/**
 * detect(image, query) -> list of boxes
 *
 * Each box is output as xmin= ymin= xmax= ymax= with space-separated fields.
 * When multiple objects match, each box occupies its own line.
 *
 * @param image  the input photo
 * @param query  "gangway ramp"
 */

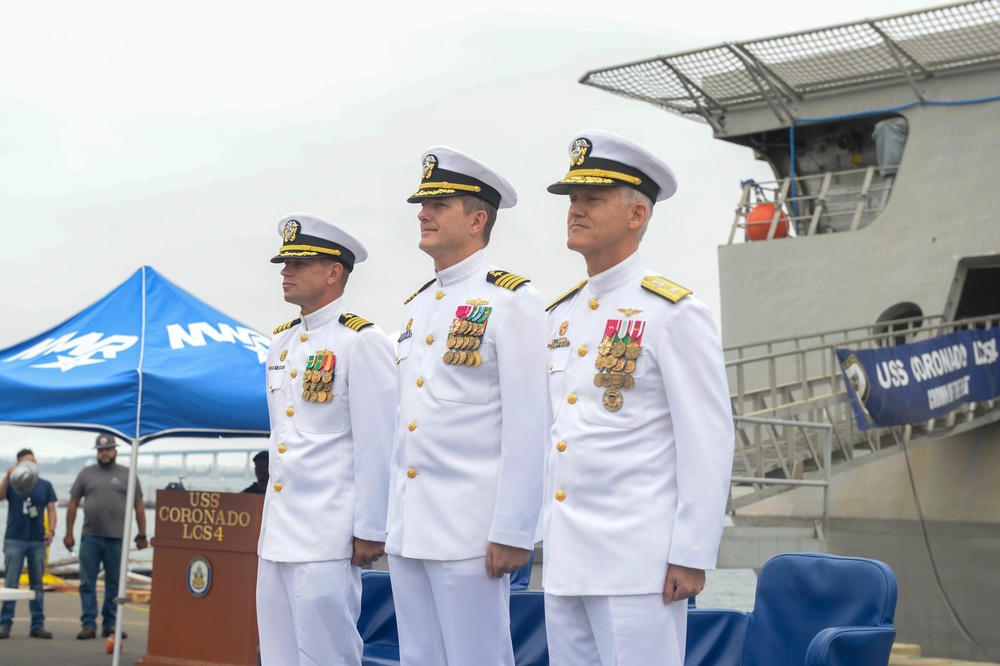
xmin=718 ymin=313 xmax=1000 ymax=567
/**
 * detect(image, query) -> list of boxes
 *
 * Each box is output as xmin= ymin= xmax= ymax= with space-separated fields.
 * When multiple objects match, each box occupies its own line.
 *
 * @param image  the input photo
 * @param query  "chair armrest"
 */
xmin=686 ymin=608 xmax=750 ymax=666
xmin=805 ymin=626 xmax=896 ymax=666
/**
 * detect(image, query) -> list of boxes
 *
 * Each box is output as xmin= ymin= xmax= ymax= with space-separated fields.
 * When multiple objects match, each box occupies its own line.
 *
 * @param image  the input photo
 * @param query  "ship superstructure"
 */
xmin=581 ymin=1 xmax=1000 ymax=659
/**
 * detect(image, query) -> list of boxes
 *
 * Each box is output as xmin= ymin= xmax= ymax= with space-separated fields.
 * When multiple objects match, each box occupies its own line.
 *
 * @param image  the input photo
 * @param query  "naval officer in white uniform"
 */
xmin=257 ymin=213 xmax=397 ymax=665
xmin=541 ymin=130 xmax=734 ymax=666
xmin=386 ymin=147 xmax=547 ymax=666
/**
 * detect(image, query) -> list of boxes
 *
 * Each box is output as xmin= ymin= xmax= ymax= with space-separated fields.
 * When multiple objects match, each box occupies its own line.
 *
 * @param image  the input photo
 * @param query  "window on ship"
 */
xmin=735 ymin=114 xmax=908 ymax=238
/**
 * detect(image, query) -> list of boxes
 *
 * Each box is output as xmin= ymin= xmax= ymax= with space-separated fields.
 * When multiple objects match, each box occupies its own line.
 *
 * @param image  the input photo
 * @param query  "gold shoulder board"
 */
xmin=641 ymin=276 xmax=692 ymax=303
xmin=403 ymin=278 xmax=437 ymax=305
xmin=487 ymin=270 xmax=531 ymax=291
xmin=273 ymin=318 xmax=301 ymax=334
xmin=339 ymin=313 xmax=374 ymax=331
xmin=546 ymin=280 xmax=588 ymax=312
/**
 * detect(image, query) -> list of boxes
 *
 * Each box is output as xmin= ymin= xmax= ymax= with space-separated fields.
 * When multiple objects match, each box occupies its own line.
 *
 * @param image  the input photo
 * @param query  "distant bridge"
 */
xmin=62 ymin=448 xmax=268 ymax=479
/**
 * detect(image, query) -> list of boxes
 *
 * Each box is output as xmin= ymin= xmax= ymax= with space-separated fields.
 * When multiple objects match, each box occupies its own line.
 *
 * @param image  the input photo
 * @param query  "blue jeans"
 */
xmin=1 ymin=538 xmax=47 ymax=630
xmin=78 ymin=535 xmax=122 ymax=631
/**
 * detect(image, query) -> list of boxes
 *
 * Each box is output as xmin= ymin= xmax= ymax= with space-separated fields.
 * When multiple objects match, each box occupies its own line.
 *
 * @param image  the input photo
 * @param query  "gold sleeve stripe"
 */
xmin=545 ymin=280 xmax=588 ymax=312
xmin=487 ymin=271 xmax=531 ymax=291
xmin=641 ymin=276 xmax=692 ymax=303
xmin=560 ymin=168 xmax=641 ymax=186
xmin=418 ymin=181 xmax=482 ymax=194
xmin=277 ymin=245 xmax=342 ymax=256
xmin=339 ymin=313 xmax=374 ymax=331
xmin=404 ymin=278 xmax=437 ymax=304
xmin=273 ymin=318 xmax=301 ymax=334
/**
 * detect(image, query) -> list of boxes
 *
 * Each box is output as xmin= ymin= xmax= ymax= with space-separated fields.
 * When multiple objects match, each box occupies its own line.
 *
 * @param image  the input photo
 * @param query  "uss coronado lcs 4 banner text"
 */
xmin=837 ymin=327 xmax=1000 ymax=430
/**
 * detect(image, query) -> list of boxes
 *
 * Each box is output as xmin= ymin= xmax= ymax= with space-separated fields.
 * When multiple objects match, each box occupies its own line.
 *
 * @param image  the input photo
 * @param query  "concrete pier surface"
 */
xmin=0 ymin=586 xmax=149 ymax=665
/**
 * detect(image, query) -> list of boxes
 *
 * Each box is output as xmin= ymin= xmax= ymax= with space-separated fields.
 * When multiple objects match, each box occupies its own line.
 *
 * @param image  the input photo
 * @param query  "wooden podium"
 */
xmin=139 ymin=489 xmax=264 ymax=666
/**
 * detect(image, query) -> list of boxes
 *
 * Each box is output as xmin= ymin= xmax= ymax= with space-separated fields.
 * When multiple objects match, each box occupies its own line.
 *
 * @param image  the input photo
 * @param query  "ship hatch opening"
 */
xmin=875 ymin=303 xmax=923 ymax=347
xmin=954 ymin=266 xmax=1000 ymax=321
xmin=730 ymin=114 xmax=907 ymax=241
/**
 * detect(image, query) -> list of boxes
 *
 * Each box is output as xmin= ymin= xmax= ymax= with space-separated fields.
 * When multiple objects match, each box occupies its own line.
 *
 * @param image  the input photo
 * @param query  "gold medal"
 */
xmin=594 ymin=374 xmax=604 ymax=387
xmin=624 ymin=359 xmax=636 ymax=374
xmin=609 ymin=372 xmax=625 ymax=388
xmin=623 ymin=375 xmax=635 ymax=390
xmin=322 ymin=372 xmax=333 ymax=383
xmin=464 ymin=352 xmax=476 ymax=366
xmin=444 ymin=351 xmax=455 ymax=364
xmin=447 ymin=336 xmax=457 ymax=348
xmin=309 ymin=392 xmax=319 ymax=402
xmin=602 ymin=388 xmax=623 ymax=412
xmin=457 ymin=351 xmax=468 ymax=364
xmin=316 ymin=390 xmax=327 ymax=402
xmin=302 ymin=390 xmax=311 ymax=400
xmin=625 ymin=343 xmax=641 ymax=360
xmin=614 ymin=357 xmax=626 ymax=372
xmin=611 ymin=342 xmax=626 ymax=358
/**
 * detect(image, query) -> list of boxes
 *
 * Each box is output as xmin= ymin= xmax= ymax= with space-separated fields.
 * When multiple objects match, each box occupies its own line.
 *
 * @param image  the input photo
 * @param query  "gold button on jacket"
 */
xmin=277 ymin=444 xmax=287 ymax=454
xmin=555 ymin=490 xmax=566 ymax=502
xmin=556 ymin=441 xmax=567 ymax=452
xmin=567 ymin=394 xmax=577 ymax=404
xmin=273 ymin=482 xmax=283 ymax=492
xmin=408 ymin=422 xmax=417 ymax=431
xmin=407 ymin=468 xmax=417 ymax=479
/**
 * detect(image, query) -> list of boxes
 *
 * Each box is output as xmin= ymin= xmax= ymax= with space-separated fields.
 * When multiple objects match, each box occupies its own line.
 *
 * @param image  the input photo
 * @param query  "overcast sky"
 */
xmin=0 ymin=0 xmax=936 ymax=459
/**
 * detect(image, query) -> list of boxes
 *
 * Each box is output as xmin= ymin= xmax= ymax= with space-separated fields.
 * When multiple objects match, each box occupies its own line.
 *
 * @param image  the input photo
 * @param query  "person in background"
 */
xmin=257 ymin=213 xmax=397 ymax=665
xmin=242 ymin=450 xmax=268 ymax=494
xmin=541 ymin=129 xmax=734 ymax=666
xmin=63 ymin=433 xmax=148 ymax=640
xmin=386 ymin=147 xmax=547 ymax=666
xmin=1 ymin=449 xmax=57 ymax=639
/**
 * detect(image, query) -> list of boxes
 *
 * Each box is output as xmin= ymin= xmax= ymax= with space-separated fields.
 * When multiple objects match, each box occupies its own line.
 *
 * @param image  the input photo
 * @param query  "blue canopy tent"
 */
xmin=0 ymin=265 xmax=270 ymax=664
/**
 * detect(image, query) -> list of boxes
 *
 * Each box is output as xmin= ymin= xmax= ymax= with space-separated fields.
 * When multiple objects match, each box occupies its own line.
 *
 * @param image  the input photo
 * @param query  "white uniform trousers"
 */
xmin=388 ymin=554 xmax=514 ymax=666
xmin=256 ymin=558 xmax=362 ymax=666
xmin=544 ymin=592 xmax=687 ymax=666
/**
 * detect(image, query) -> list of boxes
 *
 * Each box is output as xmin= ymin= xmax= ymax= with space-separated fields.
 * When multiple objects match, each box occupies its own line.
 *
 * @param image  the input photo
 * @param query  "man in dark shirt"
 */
xmin=63 ymin=433 xmax=148 ymax=640
xmin=1 ymin=449 xmax=57 ymax=639
xmin=242 ymin=451 xmax=268 ymax=494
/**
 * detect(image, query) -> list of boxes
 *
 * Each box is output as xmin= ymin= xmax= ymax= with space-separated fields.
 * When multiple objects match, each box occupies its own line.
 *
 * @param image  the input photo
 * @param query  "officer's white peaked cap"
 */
xmin=271 ymin=213 xmax=368 ymax=271
xmin=548 ymin=129 xmax=678 ymax=203
xmin=407 ymin=146 xmax=517 ymax=210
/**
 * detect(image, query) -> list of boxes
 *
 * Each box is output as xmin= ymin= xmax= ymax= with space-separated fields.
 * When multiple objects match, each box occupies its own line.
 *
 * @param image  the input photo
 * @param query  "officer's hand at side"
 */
xmin=63 ymin=534 xmax=75 ymax=551
xmin=663 ymin=563 xmax=705 ymax=604
xmin=351 ymin=538 xmax=385 ymax=567
xmin=485 ymin=542 xmax=531 ymax=579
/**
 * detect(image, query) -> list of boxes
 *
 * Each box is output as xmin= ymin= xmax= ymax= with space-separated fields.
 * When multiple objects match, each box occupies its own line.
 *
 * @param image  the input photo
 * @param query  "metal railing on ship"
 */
xmin=725 ymin=313 xmax=1000 ymax=513
xmin=728 ymin=164 xmax=899 ymax=244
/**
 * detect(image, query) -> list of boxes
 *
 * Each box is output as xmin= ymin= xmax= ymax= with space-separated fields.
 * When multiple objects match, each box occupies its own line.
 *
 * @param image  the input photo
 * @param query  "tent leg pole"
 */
xmin=112 ymin=437 xmax=142 ymax=666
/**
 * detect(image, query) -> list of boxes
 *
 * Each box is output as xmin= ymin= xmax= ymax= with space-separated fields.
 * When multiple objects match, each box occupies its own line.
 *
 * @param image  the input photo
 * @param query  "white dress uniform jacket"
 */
xmin=542 ymin=252 xmax=734 ymax=595
xmin=259 ymin=296 xmax=397 ymax=562
xmin=386 ymin=251 xmax=547 ymax=560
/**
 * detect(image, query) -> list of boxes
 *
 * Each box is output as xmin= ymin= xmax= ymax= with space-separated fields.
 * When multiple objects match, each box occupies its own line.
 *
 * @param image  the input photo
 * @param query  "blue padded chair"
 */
xmin=357 ymin=568 xmax=548 ymax=666
xmin=358 ymin=570 xmax=400 ymax=666
xmin=685 ymin=552 xmax=898 ymax=666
